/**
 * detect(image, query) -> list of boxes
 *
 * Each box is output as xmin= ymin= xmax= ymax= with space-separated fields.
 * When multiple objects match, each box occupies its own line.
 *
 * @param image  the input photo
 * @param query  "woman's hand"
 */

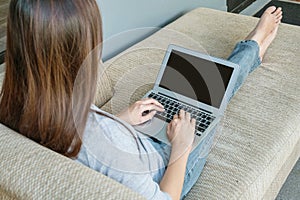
xmin=160 ymin=110 xmax=196 ymax=200
xmin=167 ymin=110 xmax=196 ymax=154
xmin=116 ymin=98 xmax=164 ymax=126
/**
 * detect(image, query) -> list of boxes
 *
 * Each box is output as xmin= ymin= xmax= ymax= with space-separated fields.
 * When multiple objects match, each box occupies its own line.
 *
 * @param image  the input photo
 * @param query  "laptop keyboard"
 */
xmin=148 ymin=92 xmax=215 ymax=136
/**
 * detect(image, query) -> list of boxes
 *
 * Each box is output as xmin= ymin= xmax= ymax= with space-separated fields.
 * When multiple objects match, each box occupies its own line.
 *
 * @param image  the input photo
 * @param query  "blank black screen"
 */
xmin=159 ymin=50 xmax=234 ymax=108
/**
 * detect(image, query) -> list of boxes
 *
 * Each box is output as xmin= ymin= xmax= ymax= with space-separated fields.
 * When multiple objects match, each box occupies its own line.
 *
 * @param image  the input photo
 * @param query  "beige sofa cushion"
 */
xmin=0 ymin=63 xmax=4 ymax=88
xmin=102 ymin=8 xmax=300 ymax=199
xmin=0 ymin=63 xmax=5 ymax=74
xmin=94 ymin=68 xmax=114 ymax=107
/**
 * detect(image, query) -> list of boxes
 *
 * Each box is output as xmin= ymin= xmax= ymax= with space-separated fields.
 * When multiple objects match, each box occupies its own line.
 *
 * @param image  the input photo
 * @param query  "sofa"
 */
xmin=1 ymin=8 xmax=299 ymax=199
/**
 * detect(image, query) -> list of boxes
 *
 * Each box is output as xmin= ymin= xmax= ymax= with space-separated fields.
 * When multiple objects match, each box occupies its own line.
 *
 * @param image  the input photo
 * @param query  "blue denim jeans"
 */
xmin=148 ymin=40 xmax=261 ymax=199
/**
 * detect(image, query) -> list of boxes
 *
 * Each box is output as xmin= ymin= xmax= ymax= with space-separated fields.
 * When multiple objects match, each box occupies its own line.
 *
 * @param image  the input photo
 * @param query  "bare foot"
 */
xmin=245 ymin=6 xmax=283 ymax=60
xmin=259 ymin=24 xmax=279 ymax=60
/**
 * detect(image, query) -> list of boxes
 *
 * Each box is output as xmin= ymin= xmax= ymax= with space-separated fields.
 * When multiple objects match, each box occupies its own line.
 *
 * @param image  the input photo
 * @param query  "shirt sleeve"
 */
xmin=79 ymin=110 xmax=171 ymax=200
xmin=78 ymin=144 xmax=171 ymax=200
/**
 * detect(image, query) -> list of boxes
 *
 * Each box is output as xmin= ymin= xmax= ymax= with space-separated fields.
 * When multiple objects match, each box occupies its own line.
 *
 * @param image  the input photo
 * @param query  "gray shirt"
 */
xmin=75 ymin=105 xmax=171 ymax=199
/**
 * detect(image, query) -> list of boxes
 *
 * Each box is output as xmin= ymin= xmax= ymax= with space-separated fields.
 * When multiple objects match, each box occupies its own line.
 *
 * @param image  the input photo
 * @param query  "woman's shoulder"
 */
xmin=78 ymin=105 xmax=158 ymax=173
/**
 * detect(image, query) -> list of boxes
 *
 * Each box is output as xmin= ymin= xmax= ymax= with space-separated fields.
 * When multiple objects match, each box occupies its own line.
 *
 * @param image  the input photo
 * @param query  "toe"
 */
xmin=276 ymin=15 xmax=283 ymax=23
xmin=274 ymin=7 xmax=283 ymax=15
xmin=277 ymin=11 xmax=283 ymax=19
xmin=265 ymin=6 xmax=277 ymax=14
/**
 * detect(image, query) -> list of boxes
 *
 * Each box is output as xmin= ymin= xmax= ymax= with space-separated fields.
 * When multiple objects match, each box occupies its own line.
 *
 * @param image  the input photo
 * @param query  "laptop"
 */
xmin=134 ymin=44 xmax=240 ymax=148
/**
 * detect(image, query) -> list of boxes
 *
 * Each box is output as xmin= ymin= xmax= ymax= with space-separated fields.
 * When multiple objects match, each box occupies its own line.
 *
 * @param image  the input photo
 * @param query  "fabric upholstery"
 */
xmin=0 ymin=63 xmax=5 ymax=74
xmin=0 ymin=124 xmax=144 ymax=199
xmin=93 ymin=68 xmax=114 ymax=107
xmin=0 ymin=64 xmax=4 ymax=90
xmin=0 ymin=71 xmax=4 ymax=91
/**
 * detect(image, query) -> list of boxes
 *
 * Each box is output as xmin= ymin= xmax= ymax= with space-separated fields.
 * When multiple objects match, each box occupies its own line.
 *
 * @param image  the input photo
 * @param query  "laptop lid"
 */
xmin=153 ymin=44 xmax=240 ymax=115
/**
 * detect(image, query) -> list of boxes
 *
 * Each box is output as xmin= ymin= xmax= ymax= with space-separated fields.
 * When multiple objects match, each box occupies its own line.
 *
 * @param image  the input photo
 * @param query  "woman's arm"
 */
xmin=118 ymin=100 xmax=195 ymax=199
xmin=160 ymin=110 xmax=195 ymax=200
xmin=159 ymin=148 xmax=190 ymax=200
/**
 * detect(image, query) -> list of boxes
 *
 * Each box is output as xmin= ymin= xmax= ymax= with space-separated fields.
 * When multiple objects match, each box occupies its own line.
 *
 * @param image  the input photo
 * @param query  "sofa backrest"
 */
xmin=0 ymin=63 xmax=4 ymax=74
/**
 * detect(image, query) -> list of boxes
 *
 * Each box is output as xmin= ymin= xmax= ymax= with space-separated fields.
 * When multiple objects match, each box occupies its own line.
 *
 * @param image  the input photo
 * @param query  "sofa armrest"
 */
xmin=0 ymin=124 xmax=144 ymax=199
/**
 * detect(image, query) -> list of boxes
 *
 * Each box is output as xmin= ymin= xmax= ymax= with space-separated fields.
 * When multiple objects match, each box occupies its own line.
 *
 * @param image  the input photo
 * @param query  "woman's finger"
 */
xmin=140 ymin=98 xmax=164 ymax=108
xmin=191 ymin=118 xmax=196 ymax=127
xmin=167 ymin=123 xmax=171 ymax=135
xmin=185 ymin=111 xmax=191 ymax=121
xmin=141 ymin=110 xmax=157 ymax=122
xmin=140 ymin=104 xmax=165 ymax=113
xmin=179 ymin=109 xmax=185 ymax=119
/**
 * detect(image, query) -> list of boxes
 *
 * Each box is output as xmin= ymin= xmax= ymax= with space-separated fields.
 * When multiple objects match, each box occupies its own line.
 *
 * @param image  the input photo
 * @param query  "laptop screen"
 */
xmin=159 ymin=50 xmax=234 ymax=109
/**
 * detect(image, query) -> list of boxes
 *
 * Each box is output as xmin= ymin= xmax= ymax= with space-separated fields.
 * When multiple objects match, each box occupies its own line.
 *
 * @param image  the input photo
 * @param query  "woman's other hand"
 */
xmin=117 ymin=98 xmax=164 ymax=125
xmin=160 ymin=110 xmax=196 ymax=199
xmin=167 ymin=110 xmax=196 ymax=154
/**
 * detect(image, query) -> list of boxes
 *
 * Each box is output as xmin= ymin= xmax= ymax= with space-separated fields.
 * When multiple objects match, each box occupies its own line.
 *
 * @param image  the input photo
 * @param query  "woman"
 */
xmin=0 ymin=0 xmax=282 ymax=199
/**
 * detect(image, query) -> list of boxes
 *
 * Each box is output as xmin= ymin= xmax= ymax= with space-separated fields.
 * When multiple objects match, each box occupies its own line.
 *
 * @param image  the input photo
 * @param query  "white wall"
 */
xmin=96 ymin=0 xmax=227 ymax=60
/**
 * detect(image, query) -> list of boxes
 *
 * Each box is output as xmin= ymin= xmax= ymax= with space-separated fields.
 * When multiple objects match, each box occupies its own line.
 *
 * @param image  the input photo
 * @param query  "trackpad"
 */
xmin=134 ymin=117 xmax=170 ymax=145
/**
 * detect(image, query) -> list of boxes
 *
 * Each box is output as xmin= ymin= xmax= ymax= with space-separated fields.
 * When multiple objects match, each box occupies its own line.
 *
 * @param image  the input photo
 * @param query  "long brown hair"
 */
xmin=0 ymin=0 xmax=102 ymax=158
